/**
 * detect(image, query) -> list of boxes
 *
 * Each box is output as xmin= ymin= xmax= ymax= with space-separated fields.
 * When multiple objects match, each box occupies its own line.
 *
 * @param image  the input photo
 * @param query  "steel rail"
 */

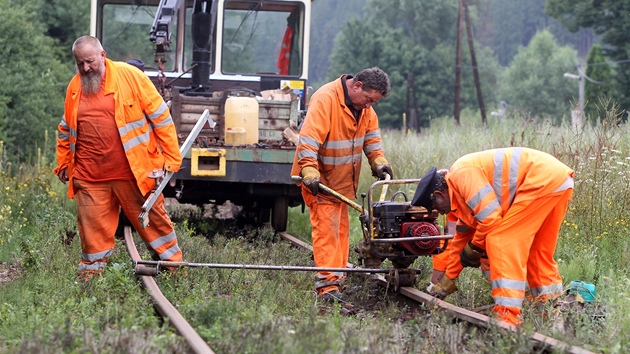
xmin=124 ymin=226 xmax=214 ymax=354
xmin=134 ymin=259 xmax=422 ymax=274
xmin=374 ymin=276 xmax=595 ymax=354
xmin=124 ymin=222 xmax=595 ymax=354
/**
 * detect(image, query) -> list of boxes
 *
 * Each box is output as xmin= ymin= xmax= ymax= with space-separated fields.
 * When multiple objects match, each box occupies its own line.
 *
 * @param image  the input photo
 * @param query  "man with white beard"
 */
xmin=54 ymin=36 xmax=183 ymax=281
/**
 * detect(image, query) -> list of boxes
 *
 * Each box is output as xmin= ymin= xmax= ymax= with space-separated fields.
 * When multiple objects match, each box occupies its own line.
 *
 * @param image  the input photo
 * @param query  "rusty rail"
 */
xmin=125 ymin=223 xmax=595 ymax=354
xmin=375 ymin=276 xmax=595 ymax=354
xmin=279 ymin=231 xmax=595 ymax=354
xmin=124 ymin=226 xmax=214 ymax=354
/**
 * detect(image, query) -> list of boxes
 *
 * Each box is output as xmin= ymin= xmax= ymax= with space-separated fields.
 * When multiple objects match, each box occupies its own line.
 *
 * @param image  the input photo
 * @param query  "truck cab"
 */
xmin=91 ymin=0 xmax=311 ymax=231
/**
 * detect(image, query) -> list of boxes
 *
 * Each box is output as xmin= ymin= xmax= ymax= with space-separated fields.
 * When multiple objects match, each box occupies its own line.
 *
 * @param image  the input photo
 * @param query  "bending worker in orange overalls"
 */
xmin=291 ymin=67 xmax=392 ymax=302
xmin=412 ymin=147 xmax=574 ymax=324
xmin=427 ymin=213 xmax=491 ymax=292
xmin=54 ymin=36 xmax=183 ymax=280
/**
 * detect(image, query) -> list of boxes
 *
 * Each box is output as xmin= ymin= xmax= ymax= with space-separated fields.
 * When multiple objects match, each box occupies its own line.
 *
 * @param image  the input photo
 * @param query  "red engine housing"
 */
xmin=398 ymin=222 xmax=440 ymax=256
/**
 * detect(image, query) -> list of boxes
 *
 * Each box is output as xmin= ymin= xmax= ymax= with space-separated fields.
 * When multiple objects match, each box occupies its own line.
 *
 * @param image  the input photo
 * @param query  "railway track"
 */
xmin=123 ymin=226 xmax=595 ymax=354
xmin=123 ymin=226 xmax=214 ymax=354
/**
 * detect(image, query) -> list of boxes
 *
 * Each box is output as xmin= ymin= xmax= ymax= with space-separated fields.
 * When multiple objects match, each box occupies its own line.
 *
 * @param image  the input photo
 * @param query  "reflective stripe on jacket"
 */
xmin=446 ymin=147 xmax=574 ymax=248
xmin=290 ymin=75 xmax=385 ymax=200
xmin=54 ymin=58 xmax=182 ymax=198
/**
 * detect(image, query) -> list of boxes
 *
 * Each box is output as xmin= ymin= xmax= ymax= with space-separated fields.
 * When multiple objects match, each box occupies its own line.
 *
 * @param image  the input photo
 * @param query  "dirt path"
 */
xmin=0 ymin=262 xmax=21 ymax=286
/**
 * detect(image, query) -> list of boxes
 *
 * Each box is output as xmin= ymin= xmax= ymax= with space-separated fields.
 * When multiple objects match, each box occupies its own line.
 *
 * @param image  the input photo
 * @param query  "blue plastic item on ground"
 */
xmin=568 ymin=281 xmax=596 ymax=302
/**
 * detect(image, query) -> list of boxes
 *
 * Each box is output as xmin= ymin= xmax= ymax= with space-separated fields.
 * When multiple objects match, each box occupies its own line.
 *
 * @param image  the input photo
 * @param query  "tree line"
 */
xmin=0 ymin=0 xmax=626 ymax=166
xmin=0 ymin=0 xmax=88 ymax=166
xmin=326 ymin=0 xmax=621 ymax=130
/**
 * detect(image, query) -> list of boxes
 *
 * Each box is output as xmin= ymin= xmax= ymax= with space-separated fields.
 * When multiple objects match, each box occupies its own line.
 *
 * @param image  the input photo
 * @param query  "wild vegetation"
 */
xmin=1 ymin=107 xmax=629 ymax=352
xmin=3 ymin=0 xmax=629 ymax=166
xmin=2 ymin=0 xmax=630 ymax=352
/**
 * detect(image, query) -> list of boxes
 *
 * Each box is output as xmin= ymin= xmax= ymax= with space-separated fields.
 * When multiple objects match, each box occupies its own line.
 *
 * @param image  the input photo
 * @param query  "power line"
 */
xmin=461 ymin=58 xmax=630 ymax=72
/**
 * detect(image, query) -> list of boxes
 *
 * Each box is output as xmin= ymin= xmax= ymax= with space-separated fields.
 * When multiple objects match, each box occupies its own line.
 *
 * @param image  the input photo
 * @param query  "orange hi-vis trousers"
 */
xmin=302 ymin=187 xmax=349 ymax=295
xmin=73 ymin=179 xmax=182 ymax=277
xmin=487 ymin=188 xmax=572 ymax=325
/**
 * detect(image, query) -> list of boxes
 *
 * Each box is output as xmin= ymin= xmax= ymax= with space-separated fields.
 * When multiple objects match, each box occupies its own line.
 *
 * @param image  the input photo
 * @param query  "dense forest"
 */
xmin=0 ymin=0 xmax=627 ymax=166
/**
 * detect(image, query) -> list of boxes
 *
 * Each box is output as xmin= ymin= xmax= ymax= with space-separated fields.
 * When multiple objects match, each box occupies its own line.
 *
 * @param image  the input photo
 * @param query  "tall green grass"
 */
xmin=2 ymin=108 xmax=630 ymax=352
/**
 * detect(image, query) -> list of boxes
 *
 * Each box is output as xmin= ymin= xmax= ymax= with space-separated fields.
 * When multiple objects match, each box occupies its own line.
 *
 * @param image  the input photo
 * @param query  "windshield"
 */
xmin=101 ymin=3 xmax=176 ymax=71
xmin=221 ymin=2 xmax=303 ymax=76
xmin=98 ymin=0 xmax=305 ymax=77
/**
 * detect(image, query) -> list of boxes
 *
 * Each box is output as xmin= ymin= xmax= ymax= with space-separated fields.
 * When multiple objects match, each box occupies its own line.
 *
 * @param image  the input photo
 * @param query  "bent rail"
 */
xmin=124 ymin=226 xmax=214 ymax=354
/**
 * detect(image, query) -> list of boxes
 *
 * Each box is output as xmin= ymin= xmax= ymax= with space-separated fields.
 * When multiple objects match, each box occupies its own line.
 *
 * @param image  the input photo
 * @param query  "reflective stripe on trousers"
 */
xmin=488 ymin=188 xmax=572 ymax=324
xmin=74 ymin=179 xmax=182 ymax=275
xmin=302 ymin=186 xmax=349 ymax=294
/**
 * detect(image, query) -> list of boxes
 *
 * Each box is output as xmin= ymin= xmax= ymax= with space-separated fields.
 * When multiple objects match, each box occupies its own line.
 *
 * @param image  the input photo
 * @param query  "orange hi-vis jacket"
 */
xmin=291 ymin=75 xmax=386 ymax=200
xmin=446 ymin=147 xmax=574 ymax=251
xmin=54 ymin=59 xmax=182 ymax=198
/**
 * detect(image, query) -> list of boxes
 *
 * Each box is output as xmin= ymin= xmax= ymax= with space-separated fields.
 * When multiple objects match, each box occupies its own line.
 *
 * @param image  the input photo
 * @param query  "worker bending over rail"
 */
xmin=428 ymin=213 xmax=491 ymax=291
xmin=291 ymin=67 xmax=393 ymax=302
xmin=54 ymin=36 xmax=183 ymax=281
xmin=412 ymin=147 xmax=574 ymax=325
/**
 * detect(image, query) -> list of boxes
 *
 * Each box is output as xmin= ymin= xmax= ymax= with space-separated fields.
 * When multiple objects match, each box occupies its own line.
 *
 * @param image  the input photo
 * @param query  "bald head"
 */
xmin=72 ymin=36 xmax=106 ymax=95
xmin=72 ymin=35 xmax=104 ymax=53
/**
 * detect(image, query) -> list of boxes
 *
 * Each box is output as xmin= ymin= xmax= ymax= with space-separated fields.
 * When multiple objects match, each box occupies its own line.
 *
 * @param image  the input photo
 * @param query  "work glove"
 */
xmin=301 ymin=166 xmax=320 ymax=196
xmin=460 ymin=241 xmax=485 ymax=268
xmin=428 ymin=275 xmax=458 ymax=300
xmin=57 ymin=167 xmax=69 ymax=184
xmin=370 ymin=157 xmax=393 ymax=180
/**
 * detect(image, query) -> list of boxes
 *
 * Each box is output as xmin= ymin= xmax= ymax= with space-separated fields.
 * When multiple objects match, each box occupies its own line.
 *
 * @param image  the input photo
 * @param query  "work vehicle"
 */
xmin=90 ymin=0 xmax=311 ymax=231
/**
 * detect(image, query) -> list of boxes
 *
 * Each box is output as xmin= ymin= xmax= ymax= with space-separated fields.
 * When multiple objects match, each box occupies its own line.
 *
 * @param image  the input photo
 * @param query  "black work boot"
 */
xmin=321 ymin=290 xmax=345 ymax=304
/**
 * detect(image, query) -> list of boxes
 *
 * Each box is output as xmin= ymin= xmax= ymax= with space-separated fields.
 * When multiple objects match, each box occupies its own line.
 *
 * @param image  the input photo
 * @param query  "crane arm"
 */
xmin=149 ymin=0 xmax=184 ymax=57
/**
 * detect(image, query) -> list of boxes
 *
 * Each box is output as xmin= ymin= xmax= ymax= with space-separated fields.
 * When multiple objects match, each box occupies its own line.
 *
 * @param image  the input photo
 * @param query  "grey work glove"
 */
xmin=428 ymin=276 xmax=458 ymax=300
xmin=301 ymin=166 xmax=320 ymax=196
xmin=370 ymin=157 xmax=393 ymax=180
xmin=376 ymin=164 xmax=393 ymax=180
xmin=460 ymin=241 xmax=485 ymax=268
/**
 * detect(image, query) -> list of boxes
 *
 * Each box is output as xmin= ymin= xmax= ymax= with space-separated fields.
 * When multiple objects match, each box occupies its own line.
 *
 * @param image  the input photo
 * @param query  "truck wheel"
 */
xmin=272 ymin=196 xmax=289 ymax=232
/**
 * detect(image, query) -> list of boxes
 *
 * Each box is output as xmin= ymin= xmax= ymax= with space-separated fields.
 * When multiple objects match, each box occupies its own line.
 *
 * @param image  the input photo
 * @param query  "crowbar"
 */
xmin=139 ymin=109 xmax=215 ymax=228
xmin=290 ymin=175 xmax=365 ymax=214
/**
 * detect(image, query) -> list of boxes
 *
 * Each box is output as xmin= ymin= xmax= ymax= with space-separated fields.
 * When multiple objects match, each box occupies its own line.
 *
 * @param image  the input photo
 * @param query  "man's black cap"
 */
xmin=127 ymin=58 xmax=145 ymax=72
xmin=411 ymin=166 xmax=437 ymax=211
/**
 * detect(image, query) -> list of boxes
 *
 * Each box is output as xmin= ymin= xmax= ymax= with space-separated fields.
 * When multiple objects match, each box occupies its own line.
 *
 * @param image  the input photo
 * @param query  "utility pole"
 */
xmin=408 ymin=72 xmax=419 ymax=131
xmin=463 ymin=0 xmax=487 ymax=125
xmin=564 ymin=59 xmax=586 ymax=126
xmin=406 ymin=72 xmax=419 ymax=132
xmin=453 ymin=0 xmax=463 ymax=125
xmin=576 ymin=59 xmax=586 ymax=118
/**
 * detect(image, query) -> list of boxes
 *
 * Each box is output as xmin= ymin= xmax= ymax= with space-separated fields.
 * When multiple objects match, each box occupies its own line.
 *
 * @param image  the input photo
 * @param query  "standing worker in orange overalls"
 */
xmin=54 ymin=36 xmax=183 ymax=280
xmin=412 ymin=147 xmax=574 ymax=324
xmin=291 ymin=67 xmax=393 ymax=302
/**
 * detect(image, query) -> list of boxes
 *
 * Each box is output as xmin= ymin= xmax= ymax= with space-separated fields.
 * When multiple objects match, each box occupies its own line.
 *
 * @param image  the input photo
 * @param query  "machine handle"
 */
xmin=378 ymin=173 xmax=391 ymax=202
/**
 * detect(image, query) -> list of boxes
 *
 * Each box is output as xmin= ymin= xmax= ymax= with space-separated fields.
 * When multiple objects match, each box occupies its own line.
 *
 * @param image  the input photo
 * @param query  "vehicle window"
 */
xmin=99 ymin=1 xmax=303 ymax=77
xmin=101 ymin=4 xmax=177 ymax=72
xmin=221 ymin=4 xmax=303 ymax=76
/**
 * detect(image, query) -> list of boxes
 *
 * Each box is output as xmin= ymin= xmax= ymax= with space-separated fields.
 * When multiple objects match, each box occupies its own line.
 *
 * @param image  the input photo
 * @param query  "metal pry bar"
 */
xmin=290 ymin=176 xmax=365 ymax=214
xmin=139 ymin=109 xmax=214 ymax=228
xmin=134 ymin=259 xmax=423 ymax=274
